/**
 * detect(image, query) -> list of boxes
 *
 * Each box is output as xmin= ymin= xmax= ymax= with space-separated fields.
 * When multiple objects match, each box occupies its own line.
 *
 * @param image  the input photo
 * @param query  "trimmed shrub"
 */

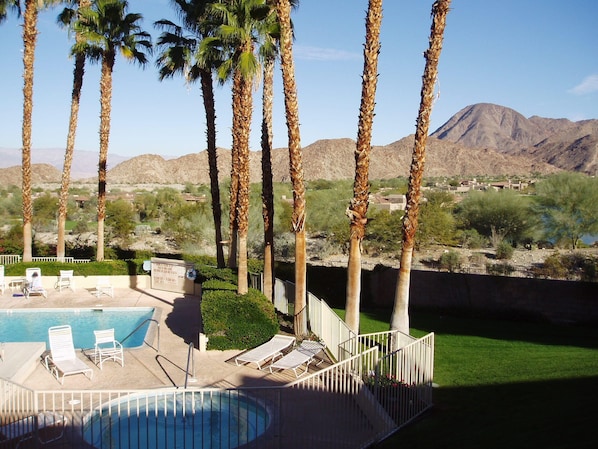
xmin=201 ymin=288 xmax=278 ymax=350
xmin=202 ymin=279 xmax=237 ymax=291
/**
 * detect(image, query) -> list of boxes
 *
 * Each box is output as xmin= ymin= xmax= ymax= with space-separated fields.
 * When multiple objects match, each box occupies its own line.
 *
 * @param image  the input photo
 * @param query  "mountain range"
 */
xmin=0 ymin=103 xmax=596 ymax=186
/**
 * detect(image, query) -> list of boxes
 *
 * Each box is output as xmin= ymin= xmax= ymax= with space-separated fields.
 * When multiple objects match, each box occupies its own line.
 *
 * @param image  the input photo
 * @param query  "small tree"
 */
xmin=534 ymin=172 xmax=598 ymax=249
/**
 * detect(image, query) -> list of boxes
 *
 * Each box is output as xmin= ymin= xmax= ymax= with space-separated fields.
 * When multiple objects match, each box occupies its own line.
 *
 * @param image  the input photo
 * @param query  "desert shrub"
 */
xmin=439 ymin=250 xmax=462 ymax=272
xmin=486 ymin=262 xmax=515 ymax=276
xmin=495 ymin=241 xmax=514 ymax=260
xmin=201 ymin=288 xmax=278 ymax=350
xmin=459 ymin=229 xmax=486 ymax=249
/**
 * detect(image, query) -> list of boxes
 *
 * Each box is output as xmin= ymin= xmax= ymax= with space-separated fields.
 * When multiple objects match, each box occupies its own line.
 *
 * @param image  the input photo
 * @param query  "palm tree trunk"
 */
xmin=261 ymin=57 xmax=275 ymax=302
xmin=345 ymin=0 xmax=383 ymax=334
xmin=235 ymin=52 xmax=254 ymax=295
xmin=276 ymin=0 xmax=307 ymax=336
xmin=96 ymin=53 xmax=115 ymax=262
xmin=21 ymin=0 xmax=38 ymax=263
xmin=199 ymin=69 xmax=225 ymax=268
xmin=390 ymin=0 xmax=452 ymax=336
xmin=57 ymin=0 xmax=90 ymax=260
xmin=57 ymin=52 xmax=86 ymax=260
xmin=228 ymin=71 xmax=242 ymax=269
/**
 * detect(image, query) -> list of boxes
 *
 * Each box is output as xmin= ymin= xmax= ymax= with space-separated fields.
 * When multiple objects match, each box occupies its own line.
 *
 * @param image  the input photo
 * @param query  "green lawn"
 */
xmin=339 ymin=309 xmax=598 ymax=449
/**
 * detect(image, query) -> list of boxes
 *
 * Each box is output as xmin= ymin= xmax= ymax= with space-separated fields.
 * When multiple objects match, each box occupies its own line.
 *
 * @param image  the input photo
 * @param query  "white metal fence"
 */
xmin=0 ymin=255 xmax=91 ymax=264
xmin=0 ymin=335 xmax=433 ymax=448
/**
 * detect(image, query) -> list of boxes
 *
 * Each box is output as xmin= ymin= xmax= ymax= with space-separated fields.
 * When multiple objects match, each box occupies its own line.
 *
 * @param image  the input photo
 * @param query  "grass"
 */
xmin=337 ymin=308 xmax=598 ymax=449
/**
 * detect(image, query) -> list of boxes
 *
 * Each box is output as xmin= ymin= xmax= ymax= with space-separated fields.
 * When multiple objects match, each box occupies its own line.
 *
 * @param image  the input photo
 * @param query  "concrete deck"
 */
xmin=0 ymin=284 xmax=306 ymax=391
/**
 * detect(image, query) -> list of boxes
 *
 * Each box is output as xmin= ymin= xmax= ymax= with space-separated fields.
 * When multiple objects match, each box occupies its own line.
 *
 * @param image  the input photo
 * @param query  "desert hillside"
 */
xmin=1 ymin=103 xmax=596 ymax=187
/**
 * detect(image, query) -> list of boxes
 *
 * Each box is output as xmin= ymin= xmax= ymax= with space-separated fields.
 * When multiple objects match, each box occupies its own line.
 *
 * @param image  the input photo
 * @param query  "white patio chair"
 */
xmin=0 ymin=265 xmax=5 ymax=295
xmin=269 ymin=340 xmax=326 ymax=378
xmin=55 ymin=270 xmax=75 ymax=292
xmin=93 ymin=328 xmax=124 ymax=369
xmin=23 ymin=267 xmax=47 ymax=299
xmin=94 ymin=277 xmax=114 ymax=297
xmin=45 ymin=325 xmax=93 ymax=384
xmin=235 ymin=334 xmax=295 ymax=370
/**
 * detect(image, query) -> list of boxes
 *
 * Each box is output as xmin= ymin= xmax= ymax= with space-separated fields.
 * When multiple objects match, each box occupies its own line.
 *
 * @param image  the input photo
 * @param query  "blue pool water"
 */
xmin=0 ymin=307 xmax=155 ymax=349
xmin=83 ymin=391 xmax=270 ymax=449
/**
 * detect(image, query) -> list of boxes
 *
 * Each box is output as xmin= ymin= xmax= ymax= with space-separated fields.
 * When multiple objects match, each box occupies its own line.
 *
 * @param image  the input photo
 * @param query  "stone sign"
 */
xmin=150 ymin=257 xmax=195 ymax=294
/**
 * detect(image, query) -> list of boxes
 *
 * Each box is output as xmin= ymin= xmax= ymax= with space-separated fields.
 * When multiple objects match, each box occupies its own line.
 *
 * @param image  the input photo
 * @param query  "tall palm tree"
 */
xmin=275 ymin=0 xmax=306 ymax=336
xmin=344 ymin=0 xmax=383 ymax=334
xmin=56 ymin=0 xmax=91 ymax=261
xmin=205 ymin=0 xmax=270 ymax=294
xmin=258 ymin=0 xmax=297 ymax=303
xmin=74 ymin=0 xmax=152 ymax=261
xmin=155 ymin=0 xmax=226 ymax=268
xmin=21 ymin=0 xmax=64 ymax=261
xmin=390 ymin=0 xmax=451 ymax=336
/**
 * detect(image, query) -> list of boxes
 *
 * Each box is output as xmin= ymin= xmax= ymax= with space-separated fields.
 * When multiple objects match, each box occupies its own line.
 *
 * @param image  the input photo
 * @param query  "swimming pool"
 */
xmin=83 ymin=390 xmax=270 ymax=449
xmin=0 ymin=307 xmax=157 ymax=349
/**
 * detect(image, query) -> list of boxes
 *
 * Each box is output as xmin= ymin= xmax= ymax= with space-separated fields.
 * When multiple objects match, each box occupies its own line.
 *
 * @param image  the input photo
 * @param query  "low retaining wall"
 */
xmin=4 ymin=275 xmax=151 ymax=291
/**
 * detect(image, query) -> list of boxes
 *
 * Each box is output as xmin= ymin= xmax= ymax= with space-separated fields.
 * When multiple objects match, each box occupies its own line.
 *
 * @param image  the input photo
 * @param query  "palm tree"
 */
xmin=74 ymin=0 xmax=152 ymax=261
xmin=275 ymin=0 xmax=306 ymax=336
xmin=205 ymin=0 xmax=270 ymax=294
xmin=390 ymin=0 xmax=452 ymax=336
xmin=56 ymin=0 xmax=91 ymax=261
xmin=21 ymin=0 xmax=65 ymax=261
xmin=344 ymin=0 xmax=383 ymax=334
xmin=155 ymin=0 xmax=226 ymax=268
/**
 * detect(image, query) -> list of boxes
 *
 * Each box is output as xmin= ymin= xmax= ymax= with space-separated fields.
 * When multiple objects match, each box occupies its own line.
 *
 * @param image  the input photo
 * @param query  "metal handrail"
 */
xmin=184 ymin=342 xmax=197 ymax=388
xmin=120 ymin=318 xmax=160 ymax=352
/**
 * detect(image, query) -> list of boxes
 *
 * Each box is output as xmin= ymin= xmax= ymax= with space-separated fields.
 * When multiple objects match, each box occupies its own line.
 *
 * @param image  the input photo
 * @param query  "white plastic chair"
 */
xmin=94 ymin=277 xmax=114 ymax=297
xmin=56 ymin=270 xmax=75 ymax=292
xmin=23 ymin=267 xmax=47 ymax=299
xmin=0 ymin=265 xmax=5 ymax=295
xmin=45 ymin=325 xmax=93 ymax=384
xmin=235 ymin=334 xmax=296 ymax=370
xmin=93 ymin=328 xmax=124 ymax=369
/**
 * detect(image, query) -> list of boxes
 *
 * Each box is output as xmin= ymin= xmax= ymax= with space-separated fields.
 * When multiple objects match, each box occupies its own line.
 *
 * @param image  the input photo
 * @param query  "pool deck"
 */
xmin=0 ymin=285 xmax=307 ymax=391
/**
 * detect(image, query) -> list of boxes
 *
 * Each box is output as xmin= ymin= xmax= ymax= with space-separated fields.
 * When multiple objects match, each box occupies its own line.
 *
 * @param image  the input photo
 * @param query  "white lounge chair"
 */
xmin=235 ymin=334 xmax=295 ymax=370
xmin=0 ymin=265 xmax=5 ymax=295
xmin=93 ymin=328 xmax=124 ymax=369
xmin=94 ymin=277 xmax=114 ymax=297
xmin=45 ymin=325 xmax=93 ymax=384
xmin=55 ymin=269 xmax=75 ymax=292
xmin=23 ymin=267 xmax=47 ymax=299
xmin=269 ymin=340 xmax=326 ymax=378
xmin=0 ymin=411 xmax=67 ymax=448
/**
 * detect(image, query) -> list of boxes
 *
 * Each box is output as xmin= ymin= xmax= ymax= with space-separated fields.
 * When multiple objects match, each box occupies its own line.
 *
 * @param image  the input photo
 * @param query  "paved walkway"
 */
xmin=0 ymin=285 xmax=298 ymax=392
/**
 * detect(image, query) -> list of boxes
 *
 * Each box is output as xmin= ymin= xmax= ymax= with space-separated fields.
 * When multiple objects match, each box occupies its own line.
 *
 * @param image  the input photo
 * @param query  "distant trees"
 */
xmin=534 ymin=172 xmax=598 ymax=249
xmin=455 ymin=189 xmax=536 ymax=247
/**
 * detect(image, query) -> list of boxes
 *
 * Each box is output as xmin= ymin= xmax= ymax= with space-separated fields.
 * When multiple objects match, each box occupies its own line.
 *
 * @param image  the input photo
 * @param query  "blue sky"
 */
xmin=0 ymin=0 xmax=597 ymax=160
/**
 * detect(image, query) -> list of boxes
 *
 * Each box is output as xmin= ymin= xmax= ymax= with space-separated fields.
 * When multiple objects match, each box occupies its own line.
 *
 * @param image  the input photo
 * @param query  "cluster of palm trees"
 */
xmin=0 ymin=0 xmax=451 ymax=337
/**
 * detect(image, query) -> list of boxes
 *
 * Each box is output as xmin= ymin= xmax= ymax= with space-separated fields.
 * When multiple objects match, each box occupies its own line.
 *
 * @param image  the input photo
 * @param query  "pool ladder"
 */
xmin=121 ymin=318 xmax=160 ymax=352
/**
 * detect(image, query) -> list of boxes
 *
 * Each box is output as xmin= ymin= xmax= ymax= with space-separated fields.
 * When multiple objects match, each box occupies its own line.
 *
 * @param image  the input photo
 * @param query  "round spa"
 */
xmin=83 ymin=390 xmax=270 ymax=449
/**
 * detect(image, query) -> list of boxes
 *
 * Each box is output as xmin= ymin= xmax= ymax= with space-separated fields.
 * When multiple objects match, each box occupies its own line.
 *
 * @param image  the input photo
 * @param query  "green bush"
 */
xmin=486 ymin=262 xmax=515 ymax=276
xmin=495 ymin=241 xmax=514 ymax=260
xmin=3 ymin=259 xmax=145 ymax=277
xmin=439 ymin=250 xmax=462 ymax=272
xmin=202 ymin=279 xmax=237 ymax=291
xmin=201 ymin=288 xmax=278 ymax=350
